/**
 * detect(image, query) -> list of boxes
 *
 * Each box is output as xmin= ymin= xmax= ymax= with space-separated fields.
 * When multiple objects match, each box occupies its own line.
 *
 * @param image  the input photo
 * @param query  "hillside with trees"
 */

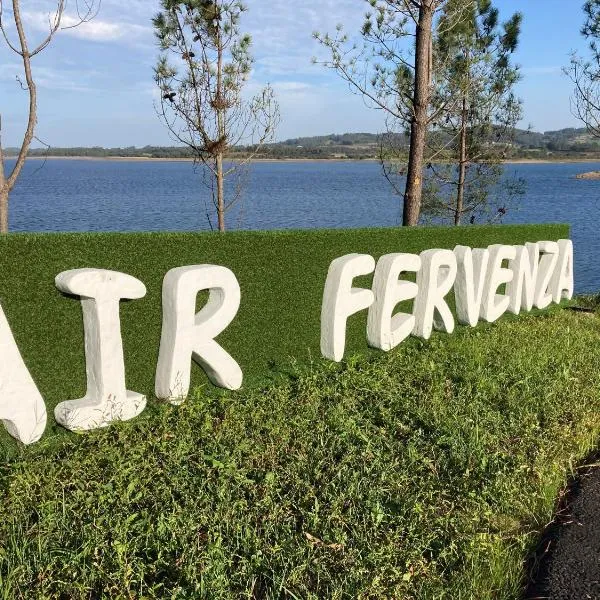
xmin=6 ymin=127 xmax=600 ymax=161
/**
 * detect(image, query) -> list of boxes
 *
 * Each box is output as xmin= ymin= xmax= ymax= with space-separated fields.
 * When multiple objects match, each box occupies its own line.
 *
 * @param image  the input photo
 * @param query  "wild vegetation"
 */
xmin=8 ymin=127 xmax=600 ymax=161
xmin=314 ymin=0 xmax=526 ymax=225
xmin=568 ymin=0 xmax=600 ymax=137
xmin=420 ymin=0 xmax=522 ymax=224
xmin=0 ymin=306 xmax=598 ymax=598
xmin=0 ymin=224 xmax=565 ymax=452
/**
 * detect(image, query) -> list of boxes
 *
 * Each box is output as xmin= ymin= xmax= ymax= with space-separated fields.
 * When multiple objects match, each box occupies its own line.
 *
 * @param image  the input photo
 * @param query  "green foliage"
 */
xmin=313 ymin=1 xmax=435 ymax=126
xmin=571 ymin=292 xmax=600 ymax=311
xmin=0 ymin=307 xmax=598 ymax=598
xmin=419 ymin=0 xmax=524 ymax=224
xmin=568 ymin=1 xmax=600 ymax=137
xmin=582 ymin=0 xmax=600 ymax=55
xmin=152 ymin=0 xmax=278 ymax=230
xmin=9 ymin=126 xmax=600 ymax=160
xmin=0 ymin=224 xmax=568 ymax=454
xmin=153 ymin=0 xmax=253 ymax=137
xmin=314 ymin=0 xmax=528 ymax=224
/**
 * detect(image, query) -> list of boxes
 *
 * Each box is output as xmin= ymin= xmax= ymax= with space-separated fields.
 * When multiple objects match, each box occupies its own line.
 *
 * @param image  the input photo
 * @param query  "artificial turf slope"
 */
xmin=0 ymin=224 xmax=567 ymax=449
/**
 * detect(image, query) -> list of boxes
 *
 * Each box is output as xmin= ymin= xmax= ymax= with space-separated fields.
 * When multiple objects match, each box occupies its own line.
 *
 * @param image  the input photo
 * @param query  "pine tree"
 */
xmin=569 ymin=1 xmax=600 ymax=136
xmin=153 ymin=0 xmax=279 ymax=232
xmin=314 ymin=0 xmax=459 ymax=226
xmin=423 ymin=0 xmax=523 ymax=224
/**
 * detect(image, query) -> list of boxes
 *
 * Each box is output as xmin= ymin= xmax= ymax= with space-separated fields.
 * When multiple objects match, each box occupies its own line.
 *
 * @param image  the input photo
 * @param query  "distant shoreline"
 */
xmin=9 ymin=155 xmax=600 ymax=164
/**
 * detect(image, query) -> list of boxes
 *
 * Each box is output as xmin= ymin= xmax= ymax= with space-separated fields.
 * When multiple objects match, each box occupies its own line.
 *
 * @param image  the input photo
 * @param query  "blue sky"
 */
xmin=0 ymin=0 xmax=593 ymax=147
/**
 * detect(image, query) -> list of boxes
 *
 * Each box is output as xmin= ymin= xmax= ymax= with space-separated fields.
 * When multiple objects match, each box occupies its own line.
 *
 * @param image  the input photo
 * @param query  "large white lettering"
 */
xmin=54 ymin=269 xmax=147 ymax=432
xmin=0 ymin=237 xmax=575 ymax=443
xmin=454 ymin=245 xmax=489 ymax=327
xmin=320 ymin=239 xmax=574 ymax=362
xmin=0 ymin=302 xmax=46 ymax=444
xmin=155 ymin=265 xmax=242 ymax=404
xmin=535 ymin=241 xmax=560 ymax=309
xmin=506 ymin=244 xmax=538 ymax=315
xmin=550 ymin=239 xmax=574 ymax=303
xmin=413 ymin=249 xmax=457 ymax=339
xmin=480 ymin=245 xmax=517 ymax=323
xmin=321 ymin=254 xmax=375 ymax=362
xmin=367 ymin=253 xmax=421 ymax=351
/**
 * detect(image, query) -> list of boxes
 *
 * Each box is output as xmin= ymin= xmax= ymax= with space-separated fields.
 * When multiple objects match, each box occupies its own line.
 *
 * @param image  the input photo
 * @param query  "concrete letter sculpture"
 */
xmin=155 ymin=265 xmax=242 ymax=404
xmin=551 ymin=239 xmax=574 ymax=303
xmin=367 ymin=253 xmax=421 ymax=351
xmin=534 ymin=241 xmax=559 ymax=309
xmin=0 ymin=302 xmax=47 ymax=444
xmin=54 ymin=269 xmax=147 ymax=432
xmin=480 ymin=245 xmax=516 ymax=323
xmin=506 ymin=243 xmax=538 ymax=315
xmin=454 ymin=245 xmax=489 ymax=327
xmin=413 ymin=249 xmax=457 ymax=340
xmin=321 ymin=254 xmax=375 ymax=361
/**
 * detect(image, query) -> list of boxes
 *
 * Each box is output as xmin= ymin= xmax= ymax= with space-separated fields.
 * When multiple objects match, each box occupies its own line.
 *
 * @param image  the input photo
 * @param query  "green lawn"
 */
xmin=0 ymin=306 xmax=598 ymax=598
xmin=0 ymin=224 xmax=567 ymax=451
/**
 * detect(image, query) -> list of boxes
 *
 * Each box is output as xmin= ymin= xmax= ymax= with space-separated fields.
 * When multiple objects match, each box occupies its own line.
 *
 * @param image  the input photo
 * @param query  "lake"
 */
xmin=6 ymin=158 xmax=600 ymax=293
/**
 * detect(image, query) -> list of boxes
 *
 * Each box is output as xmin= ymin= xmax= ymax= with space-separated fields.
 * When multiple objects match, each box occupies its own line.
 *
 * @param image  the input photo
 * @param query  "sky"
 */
xmin=0 ymin=0 xmax=594 ymax=148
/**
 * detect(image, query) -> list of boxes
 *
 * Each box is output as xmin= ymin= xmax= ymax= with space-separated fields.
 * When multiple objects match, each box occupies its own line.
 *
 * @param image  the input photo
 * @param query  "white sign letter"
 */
xmin=321 ymin=254 xmax=375 ymax=362
xmin=155 ymin=265 xmax=242 ymax=404
xmin=367 ymin=253 xmax=421 ymax=351
xmin=413 ymin=249 xmax=457 ymax=340
xmin=480 ymin=245 xmax=516 ymax=323
xmin=0 ymin=303 xmax=46 ymax=444
xmin=550 ymin=239 xmax=574 ymax=303
xmin=454 ymin=245 xmax=489 ymax=327
xmin=534 ymin=241 xmax=559 ymax=309
xmin=54 ymin=269 xmax=147 ymax=432
xmin=506 ymin=243 xmax=538 ymax=315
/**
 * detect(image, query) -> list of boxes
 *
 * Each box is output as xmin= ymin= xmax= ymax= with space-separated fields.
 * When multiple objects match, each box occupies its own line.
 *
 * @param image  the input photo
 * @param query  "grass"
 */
xmin=571 ymin=292 xmax=600 ymax=311
xmin=0 ymin=306 xmax=599 ymax=598
xmin=0 ymin=224 xmax=568 ymax=451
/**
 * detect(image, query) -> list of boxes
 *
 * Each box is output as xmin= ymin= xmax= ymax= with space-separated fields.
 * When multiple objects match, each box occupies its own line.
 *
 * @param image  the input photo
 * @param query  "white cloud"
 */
xmin=21 ymin=9 xmax=151 ymax=43
xmin=243 ymin=0 xmax=366 ymax=79
xmin=0 ymin=60 xmax=97 ymax=93
xmin=0 ymin=58 xmax=151 ymax=95
xmin=272 ymin=81 xmax=314 ymax=93
xmin=1 ymin=0 xmax=394 ymax=146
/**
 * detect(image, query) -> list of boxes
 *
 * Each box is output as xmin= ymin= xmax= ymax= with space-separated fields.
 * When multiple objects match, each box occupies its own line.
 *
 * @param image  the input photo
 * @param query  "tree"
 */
xmin=0 ymin=0 xmax=98 ymax=234
xmin=568 ymin=1 xmax=600 ymax=136
xmin=153 ymin=0 xmax=279 ymax=232
xmin=422 ymin=0 xmax=523 ymax=225
xmin=314 ymin=0 xmax=471 ymax=225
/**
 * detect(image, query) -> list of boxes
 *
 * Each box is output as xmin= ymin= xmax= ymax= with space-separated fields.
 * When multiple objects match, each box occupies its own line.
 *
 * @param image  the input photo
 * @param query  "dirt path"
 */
xmin=525 ymin=464 xmax=600 ymax=599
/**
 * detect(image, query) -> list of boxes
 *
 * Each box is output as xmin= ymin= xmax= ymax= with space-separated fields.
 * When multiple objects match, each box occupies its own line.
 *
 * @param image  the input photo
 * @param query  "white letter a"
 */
xmin=0 ymin=302 xmax=46 ymax=444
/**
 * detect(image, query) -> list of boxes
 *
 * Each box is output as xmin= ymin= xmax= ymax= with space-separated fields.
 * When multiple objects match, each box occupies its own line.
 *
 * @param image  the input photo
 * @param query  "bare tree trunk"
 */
xmin=0 ymin=116 xmax=6 ymax=234
xmin=455 ymin=97 xmax=468 ymax=226
xmin=215 ymin=38 xmax=226 ymax=233
xmin=0 ymin=0 xmax=40 ymax=234
xmin=403 ymin=0 xmax=435 ymax=226
xmin=216 ymin=152 xmax=225 ymax=232
xmin=0 ymin=186 xmax=8 ymax=233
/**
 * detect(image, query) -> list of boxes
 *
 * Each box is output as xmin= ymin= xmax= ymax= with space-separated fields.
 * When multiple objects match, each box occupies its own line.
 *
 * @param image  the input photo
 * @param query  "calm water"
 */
xmin=6 ymin=159 xmax=600 ymax=292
